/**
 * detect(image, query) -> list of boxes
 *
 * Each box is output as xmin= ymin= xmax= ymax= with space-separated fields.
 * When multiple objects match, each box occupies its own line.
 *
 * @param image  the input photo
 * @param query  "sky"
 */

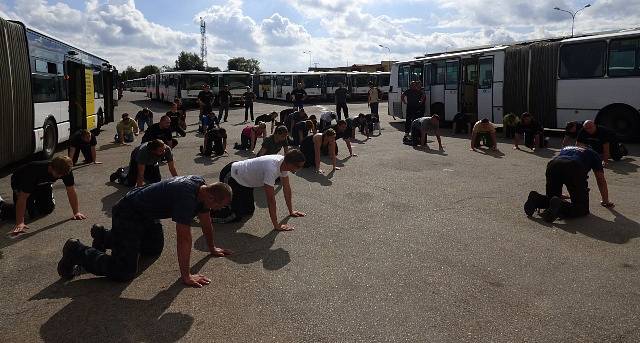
xmin=0 ymin=0 xmax=638 ymax=72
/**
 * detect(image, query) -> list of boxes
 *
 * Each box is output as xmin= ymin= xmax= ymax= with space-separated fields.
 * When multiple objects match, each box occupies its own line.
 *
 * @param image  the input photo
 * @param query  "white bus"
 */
xmin=294 ymin=72 xmax=323 ymax=99
xmin=214 ymin=71 xmax=253 ymax=104
xmin=347 ymin=71 xmax=371 ymax=99
xmin=388 ymin=28 xmax=640 ymax=141
xmin=1 ymin=17 xmax=118 ymax=166
xmin=273 ymin=73 xmax=295 ymax=101
xmin=321 ymin=71 xmax=348 ymax=100
xmin=124 ymin=78 xmax=146 ymax=92
xmin=371 ymin=71 xmax=390 ymax=99
xmin=257 ymin=73 xmax=275 ymax=99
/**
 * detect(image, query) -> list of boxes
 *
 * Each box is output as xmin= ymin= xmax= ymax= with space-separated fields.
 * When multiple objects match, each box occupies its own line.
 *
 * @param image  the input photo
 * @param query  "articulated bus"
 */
xmin=124 ymin=78 xmax=146 ymax=92
xmin=389 ymin=28 xmax=640 ymax=141
xmin=0 ymin=17 xmax=118 ymax=167
xmin=146 ymin=70 xmax=252 ymax=105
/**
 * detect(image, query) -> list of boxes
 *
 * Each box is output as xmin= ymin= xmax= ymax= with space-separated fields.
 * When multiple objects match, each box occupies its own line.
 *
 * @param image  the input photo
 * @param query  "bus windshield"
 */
xmin=182 ymin=74 xmax=212 ymax=90
xmin=353 ymin=75 xmax=370 ymax=87
xmin=222 ymin=74 xmax=252 ymax=89
xmin=325 ymin=74 xmax=346 ymax=87
xmin=378 ymin=75 xmax=390 ymax=86
xmin=300 ymin=75 xmax=322 ymax=88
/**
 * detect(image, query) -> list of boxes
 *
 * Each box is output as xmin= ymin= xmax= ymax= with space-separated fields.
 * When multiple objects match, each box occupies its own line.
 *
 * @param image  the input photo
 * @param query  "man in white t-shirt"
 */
xmin=212 ymin=150 xmax=307 ymax=230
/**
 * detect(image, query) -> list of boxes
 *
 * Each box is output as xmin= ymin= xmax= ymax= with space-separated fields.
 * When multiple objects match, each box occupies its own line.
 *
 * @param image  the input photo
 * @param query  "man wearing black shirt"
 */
xmin=562 ymin=121 xmax=583 ymax=146
xmin=524 ymin=146 xmax=614 ymax=223
xmin=255 ymin=112 xmax=279 ymax=134
xmin=217 ymin=85 xmax=232 ymax=123
xmin=331 ymin=119 xmax=357 ymax=157
xmin=514 ymin=112 xmax=543 ymax=151
xmin=291 ymin=83 xmax=307 ymax=110
xmin=201 ymin=124 xmax=228 ymax=157
xmin=57 ymin=176 xmax=233 ymax=287
xmin=198 ymin=84 xmax=214 ymax=131
xmin=142 ymin=115 xmax=176 ymax=147
xmin=5 ymin=156 xmax=86 ymax=236
xmin=166 ymin=103 xmax=186 ymax=137
xmin=334 ymin=83 xmax=349 ymax=120
xmin=401 ymin=81 xmax=426 ymax=137
xmin=68 ymin=129 xmax=100 ymax=165
xmin=576 ymin=120 xmax=625 ymax=164
xmin=242 ymin=86 xmax=256 ymax=122
xmin=287 ymin=109 xmax=308 ymax=135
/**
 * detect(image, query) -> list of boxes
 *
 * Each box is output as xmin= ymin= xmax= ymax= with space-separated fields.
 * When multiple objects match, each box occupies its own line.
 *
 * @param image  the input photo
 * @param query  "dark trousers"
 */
xmin=218 ymin=162 xmax=255 ymax=217
xmin=404 ymin=107 xmax=418 ymax=134
xmin=505 ymin=125 xmax=516 ymax=138
xmin=70 ymin=145 xmax=93 ymax=164
xmin=336 ymin=102 xmax=348 ymax=120
xmin=543 ymin=159 xmax=590 ymax=218
xmin=294 ymin=101 xmax=304 ymax=110
xmin=202 ymin=133 xmax=224 ymax=156
xmin=411 ymin=126 xmax=422 ymax=146
xmin=473 ymin=132 xmax=494 ymax=148
xmin=236 ymin=134 xmax=251 ymax=150
xmin=218 ymin=103 xmax=230 ymax=122
xmin=77 ymin=203 xmax=164 ymax=281
xmin=170 ymin=123 xmax=186 ymax=137
xmin=9 ymin=181 xmax=55 ymax=219
xmin=370 ymin=102 xmax=379 ymax=115
xmin=124 ymin=150 xmax=162 ymax=186
xmin=244 ymin=102 xmax=254 ymax=121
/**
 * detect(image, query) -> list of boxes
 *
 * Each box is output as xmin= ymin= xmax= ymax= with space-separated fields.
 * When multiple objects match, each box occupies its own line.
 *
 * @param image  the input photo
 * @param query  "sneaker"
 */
xmin=57 ymin=239 xmax=83 ymax=280
xmin=90 ymin=224 xmax=108 ymax=252
xmin=524 ymin=191 xmax=543 ymax=217
xmin=541 ymin=196 xmax=562 ymax=223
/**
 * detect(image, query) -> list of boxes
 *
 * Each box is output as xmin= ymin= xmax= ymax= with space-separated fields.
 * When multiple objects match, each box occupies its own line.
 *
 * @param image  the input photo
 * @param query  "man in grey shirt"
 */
xmin=110 ymin=139 xmax=178 ymax=187
xmin=411 ymin=115 xmax=443 ymax=149
xmin=334 ymin=83 xmax=349 ymax=120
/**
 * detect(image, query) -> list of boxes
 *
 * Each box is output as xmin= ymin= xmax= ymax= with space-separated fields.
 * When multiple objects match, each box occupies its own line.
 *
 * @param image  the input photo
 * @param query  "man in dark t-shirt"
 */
xmin=562 ymin=121 xmax=584 ymax=145
xmin=198 ymin=85 xmax=214 ymax=122
xmin=68 ymin=129 xmax=100 ymax=165
xmin=524 ymin=146 xmax=614 ymax=223
xmin=576 ymin=120 xmax=624 ymax=164
xmin=166 ymin=103 xmax=186 ymax=137
xmin=201 ymin=126 xmax=227 ymax=157
xmin=286 ymin=109 xmax=308 ymax=135
xmin=291 ymin=83 xmax=307 ymax=110
xmin=255 ymin=112 xmax=279 ymax=134
xmin=257 ymin=126 xmax=290 ymax=156
xmin=514 ymin=112 xmax=543 ymax=150
xmin=142 ymin=115 xmax=177 ymax=148
xmin=4 ymin=156 xmax=86 ymax=236
xmin=242 ymin=87 xmax=256 ymax=122
xmin=57 ymin=176 xmax=233 ymax=287
xmin=401 ymin=81 xmax=426 ymax=136
xmin=334 ymin=83 xmax=349 ymax=120
xmin=218 ymin=85 xmax=232 ymax=123
xmin=330 ymin=119 xmax=357 ymax=157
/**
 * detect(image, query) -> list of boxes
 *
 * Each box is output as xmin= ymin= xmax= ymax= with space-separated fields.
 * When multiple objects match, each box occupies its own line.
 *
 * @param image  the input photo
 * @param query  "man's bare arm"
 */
xmin=167 ymin=161 xmax=178 ymax=177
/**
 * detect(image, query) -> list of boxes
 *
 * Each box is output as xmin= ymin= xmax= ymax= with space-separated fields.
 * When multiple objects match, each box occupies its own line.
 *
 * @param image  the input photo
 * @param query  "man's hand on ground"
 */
xmin=182 ymin=274 xmax=211 ymax=288
xmin=289 ymin=211 xmax=306 ymax=217
xmin=210 ymin=246 xmax=233 ymax=257
xmin=10 ymin=223 xmax=29 ymax=236
xmin=601 ymin=201 xmax=615 ymax=208
xmin=275 ymin=224 xmax=295 ymax=231
xmin=72 ymin=212 xmax=87 ymax=220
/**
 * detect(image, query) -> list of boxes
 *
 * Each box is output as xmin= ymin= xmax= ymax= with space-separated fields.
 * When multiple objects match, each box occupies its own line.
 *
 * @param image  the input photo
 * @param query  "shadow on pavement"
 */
xmin=472 ymin=148 xmax=505 ymax=159
xmin=295 ymin=168 xmax=333 ymax=186
xmin=194 ymin=222 xmax=289 ymax=270
xmin=1 ymin=218 xmax=72 ymax=252
xmin=607 ymin=157 xmax=639 ymax=175
xmin=29 ymin=255 xmax=212 ymax=343
xmin=101 ymin=183 xmax=129 ymax=217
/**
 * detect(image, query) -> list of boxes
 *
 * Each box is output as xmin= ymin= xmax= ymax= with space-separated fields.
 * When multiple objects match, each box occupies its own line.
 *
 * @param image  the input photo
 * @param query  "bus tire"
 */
xmin=41 ymin=118 xmax=58 ymax=160
xmin=596 ymin=104 xmax=640 ymax=142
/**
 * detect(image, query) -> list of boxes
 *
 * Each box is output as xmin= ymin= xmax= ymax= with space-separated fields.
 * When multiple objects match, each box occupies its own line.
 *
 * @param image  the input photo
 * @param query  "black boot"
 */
xmin=90 ymin=224 xmax=109 ymax=252
xmin=57 ymin=239 xmax=84 ymax=280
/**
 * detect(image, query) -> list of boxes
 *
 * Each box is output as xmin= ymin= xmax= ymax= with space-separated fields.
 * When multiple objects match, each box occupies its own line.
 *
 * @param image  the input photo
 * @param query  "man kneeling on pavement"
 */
xmin=57 ymin=176 xmax=233 ymax=288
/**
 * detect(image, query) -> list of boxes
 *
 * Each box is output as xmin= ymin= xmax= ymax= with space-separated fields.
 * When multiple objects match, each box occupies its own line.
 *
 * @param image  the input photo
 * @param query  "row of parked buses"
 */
xmin=123 ymin=78 xmax=146 ymax=92
xmin=388 ymin=28 xmax=640 ymax=141
xmin=255 ymin=71 xmax=390 ymax=101
xmin=0 ymin=17 xmax=119 ymax=168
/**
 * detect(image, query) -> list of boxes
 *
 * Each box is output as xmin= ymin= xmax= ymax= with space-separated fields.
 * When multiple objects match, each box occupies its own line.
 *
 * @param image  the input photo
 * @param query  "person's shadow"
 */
xmin=294 ymin=168 xmax=333 ymax=186
xmin=472 ymin=148 xmax=505 ymax=158
xmin=29 ymin=255 xmax=212 ymax=342
xmin=533 ymin=209 xmax=640 ymax=244
xmin=412 ymin=146 xmax=448 ymax=156
xmin=101 ymin=182 xmax=129 ymax=217
xmin=607 ymin=157 xmax=639 ymax=175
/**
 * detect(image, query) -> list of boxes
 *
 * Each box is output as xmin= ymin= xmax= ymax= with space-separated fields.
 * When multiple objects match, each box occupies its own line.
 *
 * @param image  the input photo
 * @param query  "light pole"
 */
xmin=303 ymin=50 xmax=312 ymax=69
xmin=378 ymin=44 xmax=390 ymax=71
xmin=554 ymin=4 xmax=591 ymax=37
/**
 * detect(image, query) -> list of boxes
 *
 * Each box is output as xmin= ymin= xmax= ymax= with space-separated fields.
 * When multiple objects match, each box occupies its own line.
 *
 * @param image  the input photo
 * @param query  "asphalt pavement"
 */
xmin=1 ymin=92 xmax=639 ymax=342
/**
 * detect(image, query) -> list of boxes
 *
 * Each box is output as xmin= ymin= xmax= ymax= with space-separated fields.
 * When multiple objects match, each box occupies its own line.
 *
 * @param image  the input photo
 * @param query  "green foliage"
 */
xmin=227 ymin=57 xmax=260 ymax=74
xmin=139 ymin=65 xmax=160 ymax=78
xmin=120 ymin=66 xmax=139 ymax=81
xmin=175 ymin=51 xmax=205 ymax=71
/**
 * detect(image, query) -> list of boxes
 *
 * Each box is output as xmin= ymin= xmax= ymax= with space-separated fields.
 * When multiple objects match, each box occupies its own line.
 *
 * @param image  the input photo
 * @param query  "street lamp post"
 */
xmin=303 ymin=50 xmax=312 ymax=69
xmin=554 ymin=4 xmax=591 ymax=37
xmin=378 ymin=44 xmax=391 ymax=71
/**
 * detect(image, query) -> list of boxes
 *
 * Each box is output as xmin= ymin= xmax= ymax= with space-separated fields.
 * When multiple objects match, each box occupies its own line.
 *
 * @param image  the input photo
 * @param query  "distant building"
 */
xmin=309 ymin=61 xmax=395 ymax=73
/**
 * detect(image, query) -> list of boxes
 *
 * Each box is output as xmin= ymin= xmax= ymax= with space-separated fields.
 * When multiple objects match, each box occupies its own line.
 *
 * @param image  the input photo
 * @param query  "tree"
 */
xmin=139 ymin=65 xmax=160 ymax=78
xmin=175 ymin=51 xmax=204 ymax=71
xmin=227 ymin=57 xmax=260 ymax=74
xmin=120 ymin=66 xmax=139 ymax=81
xmin=161 ymin=65 xmax=174 ymax=72
xmin=205 ymin=66 xmax=221 ymax=72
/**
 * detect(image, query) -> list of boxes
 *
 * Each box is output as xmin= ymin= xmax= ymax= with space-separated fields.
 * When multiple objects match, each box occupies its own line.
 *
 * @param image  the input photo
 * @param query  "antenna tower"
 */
xmin=200 ymin=17 xmax=207 ymax=67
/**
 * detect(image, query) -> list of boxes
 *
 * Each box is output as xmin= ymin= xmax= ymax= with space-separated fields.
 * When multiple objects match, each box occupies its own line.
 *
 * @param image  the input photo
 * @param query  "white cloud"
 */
xmin=260 ymin=13 xmax=310 ymax=46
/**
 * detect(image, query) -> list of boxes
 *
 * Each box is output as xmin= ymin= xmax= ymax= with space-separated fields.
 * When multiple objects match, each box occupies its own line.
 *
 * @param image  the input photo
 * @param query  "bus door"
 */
xmin=444 ymin=59 xmax=460 ymax=121
xmin=424 ymin=63 xmax=432 ymax=113
xmin=461 ymin=58 xmax=478 ymax=121
xmin=65 ymin=58 xmax=87 ymax=133
xmin=103 ymin=68 xmax=115 ymax=124
xmin=477 ymin=57 xmax=494 ymax=122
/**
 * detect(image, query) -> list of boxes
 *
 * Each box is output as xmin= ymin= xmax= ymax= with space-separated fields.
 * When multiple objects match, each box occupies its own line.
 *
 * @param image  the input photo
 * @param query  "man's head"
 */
xmin=583 ymin=120 xmax=597 ymax=135
xmin=282 ymin=149 xmax=306 ymax=172
xmin=336 ymin=120 xmax=347 ymax=132
xmin=121 ymin=113 xmax=130 ymax=121
xmin=173 ymin=97 xmax=181 ymax=104
xmin=338 ymin=82 xmax=344 ymax=87
xmin=80 ymin=129 xmax=92 ymax=143
xmin=308 ymin=114 xmax=317 ymax=122
xmin=481 ymin=118 xmax=490 ymax=124
xmin=223 ymin=84 xmax=229 ymax=90
xmin=201 ymin=182 xmax=232 ymax=210
xmin=246 ymin=86 xmax=251 ymax=91
xmin=565 ymin=121 xmax=578 ymax=133
xmin=324 ymin=128 xmax=337 ymax=141
xmin=148 ymin=139 xmax=166 ymax=157
xmin=203 ymin=84 xmax=210 ymax=90
xmin=159 ymin=115 xmax=171 ymax=129
xmin=270 ymin=111 xmax=279 ymax=120
xmin=170 ymin=102 xmax=177 ymax=111
xmin=142 ymin=107 xmax=150 ymax=113
xmin=297 ymin=82 xmax=303 ymax=89
xmin=256 ymin=122 xmax=267 ymax=134
xmin=305 ymin=120 xmax=315 ymax=130
xmin=49 ymin=156 xmax=73 ymax=178
xmin=521 ymin=112 xmax=532 ymax=124
xmin=274 ymin=125 xmax=288 ymax=142
xmin=410 ymin=81 xmax=417 ymax=89
xmin=430 ymin=114 xmax=440 ymax=125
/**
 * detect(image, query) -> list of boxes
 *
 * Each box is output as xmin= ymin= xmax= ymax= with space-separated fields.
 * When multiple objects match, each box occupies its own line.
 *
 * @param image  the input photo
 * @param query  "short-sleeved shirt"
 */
xmin=291 ymin=89 xmax=307 ymax=102
xmin=142 ymin=123 xmax=172 ymax=144
xmin=564 ymin=121 xmax=584 ymax=139
xmin=287 ymin=111 xmax=306 ymax=127
xmin=198 ymin=90 xmax=214 ymax=106
xmin=403 ymin=88 xmax=423 ymax=108
xmin=472 ymin=121 xmax=496 ymax=134
xmin=332 ymin=121 xmax=354 ymax=140
xmin=116 ymin=119 xmax=138 ymax=135
xmin=135 ymin=110 xmax=153 ymax=121
xmin=11 ymin=161 xmax=74 ymax=193
xmin=412 ymin=116 xmax=438 ymax=132
xmin=320 ymin=111 xmax=334 ymax=123
xmin=516 ymin=120 xmax=542 ymax=135
xmin=218 ymin=90 xmax=232 ymax=104
xmin=368 ymin=88 xmax=380 ymax=103
xmin=166 ymin=111 xmax=181 ymax=125
xmin=577 ymin=125 xmax=613 ymax=154
xmin=243 ymin=91 xmax=255 ymax=103
xmin=122 ymin=175 xmax=208 ymax=225
xmin=260 ymin=135 xmax=288 ymax=155
xmin=134 ymin=142 xmax=173 ymax=165
xmin=231 ymin=155 xmax=289 ymax=188
xmin=203 ymin=114 xmax=220 ymax=129
xmin=255 ymin=114 xmax=274 ymax=126
xmin=335 ymin=88 xmax=348 ymax=103
xmin=555 ymin=146 xmax=603 ymax=174
xmin=70 ymin=131 xmax=97 ymax=150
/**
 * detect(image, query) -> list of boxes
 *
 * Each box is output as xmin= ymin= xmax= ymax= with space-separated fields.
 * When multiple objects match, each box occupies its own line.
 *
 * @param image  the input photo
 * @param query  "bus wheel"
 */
xmin=597 ymin=105 xmax=640 ymax=142
xmin=41 ymin=118 xmax=58 ymax=160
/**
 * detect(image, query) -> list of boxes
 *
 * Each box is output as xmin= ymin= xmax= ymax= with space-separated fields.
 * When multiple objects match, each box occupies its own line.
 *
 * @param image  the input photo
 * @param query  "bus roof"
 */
xmin=23 ymin=24 xmax=110 ymax=65
xmin=161 ymin=70 xmax=212 ymax=75
xmin=560 ymin=27 xmax=640 ymax=44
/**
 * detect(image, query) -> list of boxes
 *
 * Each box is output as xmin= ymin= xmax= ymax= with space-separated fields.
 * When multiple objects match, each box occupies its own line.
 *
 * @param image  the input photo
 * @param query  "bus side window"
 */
xmin=559 ymin=41 xmax=606 ymax=79
xmin=608 ymin=38 xmax=640 ymax=77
